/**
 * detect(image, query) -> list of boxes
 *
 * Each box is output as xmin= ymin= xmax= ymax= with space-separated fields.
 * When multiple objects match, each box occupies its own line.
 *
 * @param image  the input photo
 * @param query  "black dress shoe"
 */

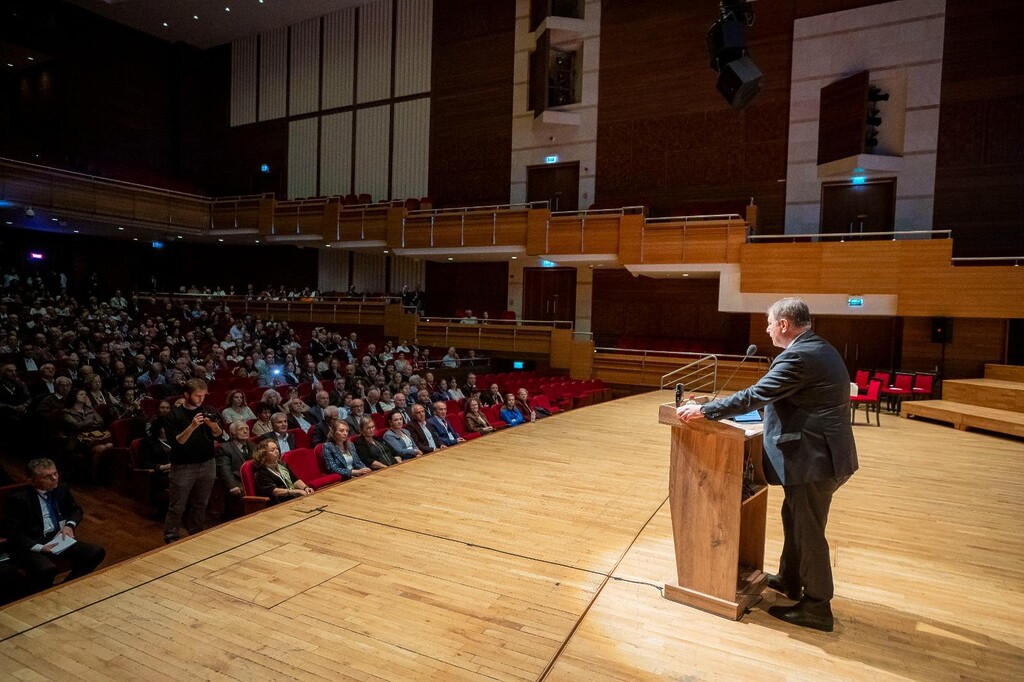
xmin=765 ymin=573 xmax=801 ymax=601
xmin=767 ymin=598 xmax=834 ymax=632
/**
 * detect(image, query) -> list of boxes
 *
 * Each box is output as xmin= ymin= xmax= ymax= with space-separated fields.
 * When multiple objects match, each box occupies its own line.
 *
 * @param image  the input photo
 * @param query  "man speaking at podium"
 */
xmin=677 ymin=297 xmax=857 ymax=632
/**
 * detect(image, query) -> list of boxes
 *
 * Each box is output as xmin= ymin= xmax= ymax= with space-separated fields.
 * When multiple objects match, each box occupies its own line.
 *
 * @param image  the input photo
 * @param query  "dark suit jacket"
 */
xmin=702 ymin=331 xmax=858 ymax=486
xmin=2 ymin=485 xmax=85 ymax=554
xmin=258 ymin=431 xmax=296 ymax=452
xmin=406 ymin=420 xmax=438 ymax=454
xmin=426 ymin=416 xmax=459 ymax=447
xmin=307 ymin=404 xmax=329 ymax=424
xmin=217 ymin=440 xmax=253 ymax=490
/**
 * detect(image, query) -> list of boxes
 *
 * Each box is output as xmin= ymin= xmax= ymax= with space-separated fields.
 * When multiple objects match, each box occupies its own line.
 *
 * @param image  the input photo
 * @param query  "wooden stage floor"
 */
xmin=2 ymin=391 xmax=1022 ymax=680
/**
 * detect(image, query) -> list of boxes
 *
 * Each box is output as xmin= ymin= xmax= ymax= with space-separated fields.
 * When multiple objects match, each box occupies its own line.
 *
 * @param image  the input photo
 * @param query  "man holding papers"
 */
xmin=1 ymin=458 xmax=106 ymax=594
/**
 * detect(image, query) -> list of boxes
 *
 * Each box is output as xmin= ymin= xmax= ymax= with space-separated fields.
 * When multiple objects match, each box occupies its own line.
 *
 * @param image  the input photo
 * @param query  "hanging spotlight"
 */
xmin=706 ymin=1 xmax=764 ymax=109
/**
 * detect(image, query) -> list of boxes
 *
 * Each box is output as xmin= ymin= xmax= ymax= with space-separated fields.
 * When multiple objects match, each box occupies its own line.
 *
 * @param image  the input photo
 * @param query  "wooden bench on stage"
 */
xmin=904 ymin=370 xmax=1024 ymax=437
xmin=903 ymin=400 xmax=1024 ymax=438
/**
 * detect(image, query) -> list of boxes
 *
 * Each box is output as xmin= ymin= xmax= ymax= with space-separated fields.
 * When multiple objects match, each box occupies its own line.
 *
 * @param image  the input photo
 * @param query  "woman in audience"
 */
xmin=285 ymin=398 xmax=313 ymax=432
xmin=378 ymin=388 xmax=395 ymax=412
xmin=111 ymin=387 xmax=145 ymax=421
xmin=447 ymin=377 xmax=466 ymax=402
xmin=250 ymin=402 xmax=275 ymax=436
xmin=321 ymin=421 xmax=372 ymax=478
xmin=234 ymin=356 xmax=258 ymax=378
xmin=464 ymin=397 xmax=495 ymax=434
xmin=260 ymin=388 xmax=283 ymax=410
xmin=252 ymin=439 xmax=313 ymax=503
xmin=382 ymin=410 xmax=422 ymax=460
xmin=222 ymin=389 xmax=256 ymax=424
xmin=354 ymin=416 xmax=399 ymax=469
xmin=84 ymin=374 xmax=118 ymax=413
xmin=62 ymin=388 xmax=114 ymax=477
xmin=500 ymin=393 xmax=526 ymax=426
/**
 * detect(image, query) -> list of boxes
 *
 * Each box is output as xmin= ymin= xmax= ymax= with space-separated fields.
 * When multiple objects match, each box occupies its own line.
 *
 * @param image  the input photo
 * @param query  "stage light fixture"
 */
xmin=706 ymin=0 xmax=764 ymax=109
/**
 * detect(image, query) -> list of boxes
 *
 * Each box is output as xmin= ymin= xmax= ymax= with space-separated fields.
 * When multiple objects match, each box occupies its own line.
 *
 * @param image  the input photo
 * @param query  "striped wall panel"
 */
xmin=258 ymin=27 xmax=288 ymax=121
xmin=289 ymin=18 xmax=321 ymax=116
xmin=320 ymin=111 xmax=354 ymax=199
xmin=322 ymin=8 xmax=356 ymax=110
xmin=318 ymin=249 xmax=350 ymax=293
xmin=287 ymin=117 xmax=319 ymax=200
xmin=392 ymin=98 xmax=430 ymax=199
xmin=354 ymin=105 xmax=391 ymax=202
xmin=230 ymin=36 xmax=257 ymax=127
xmin=390 ymin=255 xmax=426 ymax=292
xmin=394 ymin=0 xmax=433 ymax=97
xmin=352 ymin=252 xmax=387 ymax=293
xmin=357 ymin=0 xmax=393 ymax=104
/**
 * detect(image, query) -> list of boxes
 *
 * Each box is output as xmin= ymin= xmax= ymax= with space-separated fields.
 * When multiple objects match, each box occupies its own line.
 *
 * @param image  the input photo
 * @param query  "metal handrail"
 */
xmin=748 ymin=229 xmax=951 ymax=242
xmin=405 ymin=201 xmax=547 ymax=217
xmin=661 ymin=354 xmax=718 ymax=392
xmin=420 ymin=316 xmax=574 ymax=330
xmin=645 ymin=213 xmax=744 ymax=224
xmin=952 ymin=256 xmax=1023 ymax=266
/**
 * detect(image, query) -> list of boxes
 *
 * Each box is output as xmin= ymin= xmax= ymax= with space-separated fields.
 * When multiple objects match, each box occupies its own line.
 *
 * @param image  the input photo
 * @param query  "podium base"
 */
xmin=663 ymin=569 xmax=769 ymax=621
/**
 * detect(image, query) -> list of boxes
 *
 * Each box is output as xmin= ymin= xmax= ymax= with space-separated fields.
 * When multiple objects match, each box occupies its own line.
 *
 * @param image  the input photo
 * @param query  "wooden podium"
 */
xmin=658 ymin=403 xmax=769 ymax=620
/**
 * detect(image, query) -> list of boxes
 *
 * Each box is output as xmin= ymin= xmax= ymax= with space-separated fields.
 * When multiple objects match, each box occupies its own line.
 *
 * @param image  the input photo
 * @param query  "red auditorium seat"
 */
xmin=239 ymin=461 xmax=270 ymax=513
xmin=881 ymin=372 xmax=914 ymax=413
xmin=288 ymin=428 xmax=309 ymax=450
xmin=530 ymin=394 xmax=562 ymax=415
xmin=111 ymin=418 xmax=144 ymax=448
xmin=419 ymin=196 xmax=433 ymax=210
xmin=282 ymin=448 xmax=342 ymax=490
xmin=450 ymin=413 xmax=482 ymax=440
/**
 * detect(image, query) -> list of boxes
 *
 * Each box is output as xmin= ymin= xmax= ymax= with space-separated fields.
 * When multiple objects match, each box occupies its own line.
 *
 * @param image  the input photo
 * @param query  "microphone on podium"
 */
xmin=709 ymin=344 xmax=758 ymax=402
xmin=675 ymin=383 xmax=684 ymax=408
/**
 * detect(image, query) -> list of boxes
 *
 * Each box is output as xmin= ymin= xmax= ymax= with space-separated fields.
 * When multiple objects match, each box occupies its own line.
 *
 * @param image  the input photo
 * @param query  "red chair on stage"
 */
xmin=911 ymin=373 xmax=935 ymax=400
xmin=881 ymin=372 xmax=914 ymax=413
xmin=850 ymin=379 xmax=883 ymax=426
xmin=854 ymin=370 xmax=870 ymax=394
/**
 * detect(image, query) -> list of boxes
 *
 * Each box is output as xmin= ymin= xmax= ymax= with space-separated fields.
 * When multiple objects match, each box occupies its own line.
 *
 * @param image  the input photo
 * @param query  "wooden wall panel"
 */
xmin=901 ymin=317 xmax=1007 ymax=381
xmin=428 ymin=0 xmax=515 ymax=207
xmin=591 ymin=270 xmax=750 ymax=352
xmin=933 ymin=0 xmax=1024 ymax=258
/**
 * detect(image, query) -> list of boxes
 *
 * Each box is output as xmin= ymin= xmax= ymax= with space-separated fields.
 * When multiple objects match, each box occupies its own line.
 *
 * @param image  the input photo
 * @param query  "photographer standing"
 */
xmin=163 ymin=379 xmax=222 ymax=543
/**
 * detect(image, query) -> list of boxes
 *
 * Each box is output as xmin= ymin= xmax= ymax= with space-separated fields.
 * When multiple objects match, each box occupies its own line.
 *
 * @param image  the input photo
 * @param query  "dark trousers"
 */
xmin=777 ymin=475 xmax=850 ymax=603
xmin=21 ymin=541 xmax=106 ymax=593
xmin=163 ymin=459 xmax=216 ymax=541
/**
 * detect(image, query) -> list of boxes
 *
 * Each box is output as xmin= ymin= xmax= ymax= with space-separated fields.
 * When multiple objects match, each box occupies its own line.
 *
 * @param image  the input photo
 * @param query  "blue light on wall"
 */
xmin=259 ymin=163 xmax=271 ymax=173
xmin=848 ymin=297 xmax=864 ymax=307
xmin=544 ymin=155 xmax=559 ymax=164
xmin=851 ymin=176 xmax=867 ymax=185
xmin=541 ymin=260 xmax=556 ymax=268
xmin=151 ymin=241 xmax=165 ymax=250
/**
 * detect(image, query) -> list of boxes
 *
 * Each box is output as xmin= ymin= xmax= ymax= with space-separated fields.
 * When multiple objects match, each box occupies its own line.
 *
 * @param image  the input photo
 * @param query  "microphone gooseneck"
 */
xmin=710 ymin=345 xmax=758 ymax=402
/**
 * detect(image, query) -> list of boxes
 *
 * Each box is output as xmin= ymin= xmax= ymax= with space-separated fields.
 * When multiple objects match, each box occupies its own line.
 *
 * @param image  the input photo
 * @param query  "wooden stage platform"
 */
xmin=905 ymin=375 xmax=1024 ymax=438
xmin=2 ymin=391 xmax=1023 ymax=680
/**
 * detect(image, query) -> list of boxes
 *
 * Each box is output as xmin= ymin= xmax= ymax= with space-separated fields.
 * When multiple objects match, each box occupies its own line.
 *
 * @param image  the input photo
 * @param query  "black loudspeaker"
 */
xmin=716 ymin=56 xmax=765 ymax=109
xmin=931 ymin=317 xmax=953 ymax=343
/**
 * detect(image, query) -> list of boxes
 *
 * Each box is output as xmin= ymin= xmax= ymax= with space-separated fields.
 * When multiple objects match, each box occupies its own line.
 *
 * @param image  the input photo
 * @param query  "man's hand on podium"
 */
xmin=676 ymin=404 xmax=705 ymax=422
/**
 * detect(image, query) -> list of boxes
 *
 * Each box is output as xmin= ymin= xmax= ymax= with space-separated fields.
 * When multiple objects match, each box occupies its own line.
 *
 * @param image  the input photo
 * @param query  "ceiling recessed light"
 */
xmin=117 ymin=226 xmax=124 ymax=231
xmin=133 ymin=238 xmax=139 ymax=241
xmin=193 ymin=15 xmax=199 ymax=20
xmin=176 ymin=235 xmax=182 ymax=239
xmin=5 ymin=64 xmax=12 ymax=68
xmin=51 ymin=217 xmax=58 ymax=222
xmin=225 ymin=6 xmax=231 ymax=11
xmin=511 ymin=256 xmax=517 ymax=260
xmin=383 ymin=250 xmax=389 ymax=254
xmin=73 ymin=230 xmax=80 ymax=233
xmin=162 ymin=22 xmax=168 ymax=28
xmin=4 ymin=221 xmax=12 ymax=225
xmin=447 ymin=257 xmax=453 ymax=261
xmin=27 ymin=57 xmax=34 ymax=61
xmin=218 ymin=238 xmax=224 ymax=242
xmin=255 ymin=239 xmax=260 ymax=244
xmin=683 ymin=273 xmax=689 ymax=277
xmin=325 ymin=244 xmax=331 ymax=248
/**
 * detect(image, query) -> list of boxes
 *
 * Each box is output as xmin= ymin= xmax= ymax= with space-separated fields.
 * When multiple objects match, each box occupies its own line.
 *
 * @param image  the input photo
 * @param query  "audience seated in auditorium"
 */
xmin=217 ymin=421 xmax=253 ymax=498
xmin=501 ymin=394 xmax=527 ymax=426
xmin=481 ymin=383 xmax=504 ymax=407
xmin=307 ymin=390 xmax=331 ymax=424
xmin=62 ymin=388 xmax=113 ymax=476
xmin=464 ymin=398 xmax=494 ymax=435
xmin=427 ymin=401 xmax=464 ymax=447
xmin=259 ymin=413 xmax=296 ymax=454
xmin=138 ymin=417 xmax=172 ymax=504
xmin=321 ymin=421 xmax=372 ymax=478
xmin=309 ymin=405 xmax=339 ymax=447
xmin=442 ymin=347 xmax=460 ymax=368
xmin=222 ymin=390 xmax=256 ymax=424
xmin=285 ymin=398 xmax=315 ymax=432
xmin=354 ymin=416 xmax=399 ymax=469
xmin=382 ymin=410 xmax=422 ymax=460
xmin=516 ymin=388 xmax=549 ymax=420
xmin=252 ymin=440 xmax=313 ymax=504
xmin=251 ymin=403 xmax=275 ymax=437
xmin=343 ymin=397 xmax=366 ymax=435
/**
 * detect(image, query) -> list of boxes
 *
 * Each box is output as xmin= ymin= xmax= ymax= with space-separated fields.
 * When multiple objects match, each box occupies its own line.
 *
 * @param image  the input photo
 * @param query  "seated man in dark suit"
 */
xmin=217 ymin=421 xmax=253 ymax=498
xmin=1 ymin=458 xmax=106 ymax=594
xmin=406 ymin=404 xmax=441 ymax=454
xmin=426 ymin=401 xmax=465 ymax=448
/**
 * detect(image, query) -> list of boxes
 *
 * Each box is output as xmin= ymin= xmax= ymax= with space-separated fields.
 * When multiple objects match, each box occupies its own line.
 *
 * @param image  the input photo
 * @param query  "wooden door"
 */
xmin=812 ymin=316 xmax=902 ymax=374
xmin=820 ymin=180 xmax=895 ymax=238
xmin=527 ymin=162 xmax=579 ymax=211
xmin=523 ymin=267 xmax=576 ymax=323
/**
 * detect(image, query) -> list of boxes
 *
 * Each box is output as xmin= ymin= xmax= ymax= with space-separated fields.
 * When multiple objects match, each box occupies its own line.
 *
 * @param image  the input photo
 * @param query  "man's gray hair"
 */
xmin=229 ymin=420 xmax=249 ymax=437
xmin=324 ymin=406 xmax=339 ymax=418
xmin=27 ymin=458 xmax=56 ymax=475
xmin=768 ymin=298 xmax=812 ymax=328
